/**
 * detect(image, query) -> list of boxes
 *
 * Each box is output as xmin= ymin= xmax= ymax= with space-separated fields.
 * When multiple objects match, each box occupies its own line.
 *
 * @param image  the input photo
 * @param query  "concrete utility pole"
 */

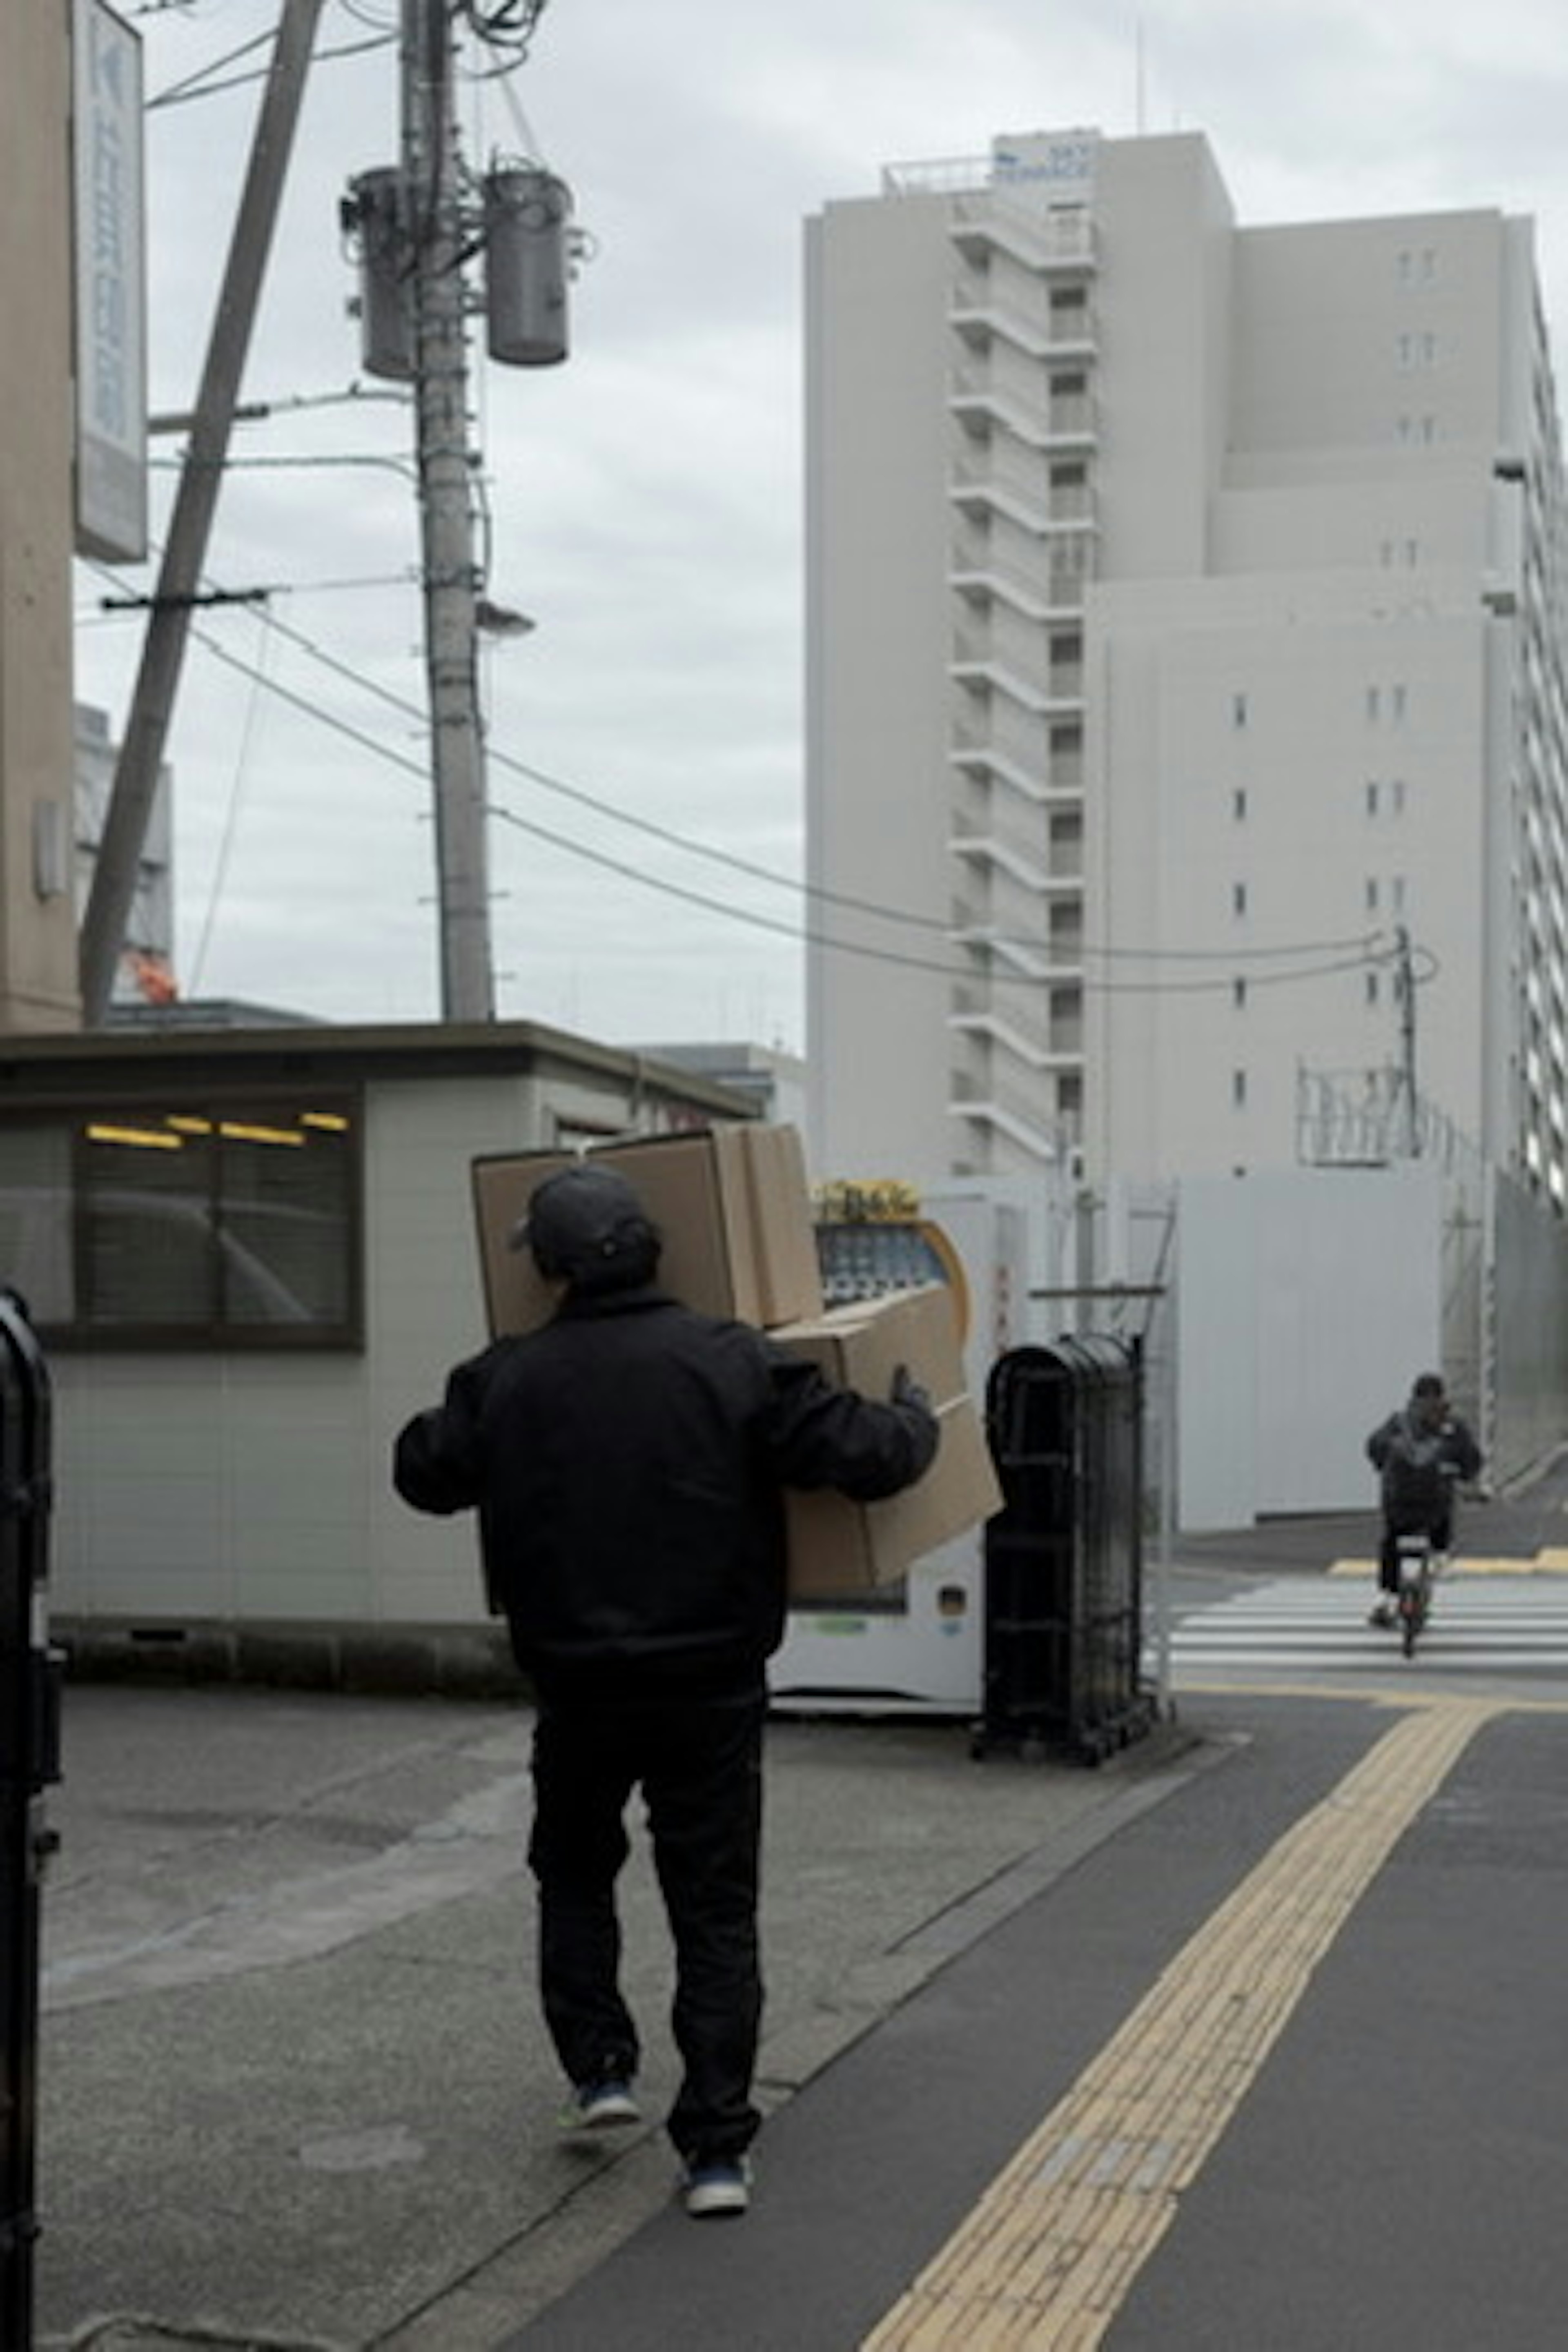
xmin=78 ymin=0 xmax=326 ymax=1026
xmin=1395 ymin=922 xmax=1419 ymax=1156
xmin=402 ymin=0 xmax=494 ymax=1023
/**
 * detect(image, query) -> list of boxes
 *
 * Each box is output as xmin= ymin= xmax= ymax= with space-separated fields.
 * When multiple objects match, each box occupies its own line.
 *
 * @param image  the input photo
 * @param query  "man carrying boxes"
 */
xmin=392 ymin=1157 xmax=938 ymax=2220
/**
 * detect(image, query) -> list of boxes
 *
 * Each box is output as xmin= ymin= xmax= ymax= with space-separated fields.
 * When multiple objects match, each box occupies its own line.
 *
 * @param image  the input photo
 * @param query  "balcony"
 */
xmin=949 ymin=366 xmax=1099 ymax=453
xmin=948 ymin=192 xmax=1096 ymax=276
xmin=950 ymin=827 xmax=1083 ymax=893
xmin=949 ymin=632 xmax=1085 ymax=714
xmin=949 ymin=924 xmax=1086 ymax=986
xmin=947 ymin=1069 xmax=1080 ymax=1164
xmin=951 ymin=270 xmax=1098 ymax=362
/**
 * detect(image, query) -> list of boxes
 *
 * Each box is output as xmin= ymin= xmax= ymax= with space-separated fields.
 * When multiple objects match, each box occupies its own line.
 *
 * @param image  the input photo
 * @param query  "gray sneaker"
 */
xmin=681 ymin=2156 xmax=753 ymax=2218
xmin=561 ymin=2079 xmax=641 ymax=2133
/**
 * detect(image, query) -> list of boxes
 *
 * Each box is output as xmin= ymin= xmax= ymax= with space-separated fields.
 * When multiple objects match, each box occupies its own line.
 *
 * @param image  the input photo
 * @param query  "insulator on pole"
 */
xmin=482 ymin=167 xmax=572 ymax=367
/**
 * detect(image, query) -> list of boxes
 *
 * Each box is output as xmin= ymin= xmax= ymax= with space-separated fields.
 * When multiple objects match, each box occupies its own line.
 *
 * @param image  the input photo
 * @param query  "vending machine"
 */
xmin=769 ymin=1185 xmax=1033 ymax=1716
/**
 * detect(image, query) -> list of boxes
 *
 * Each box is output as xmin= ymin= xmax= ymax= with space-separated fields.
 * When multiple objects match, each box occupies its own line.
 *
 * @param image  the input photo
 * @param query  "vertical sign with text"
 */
xmin=72 ymin=0 xmax=147 ymax=563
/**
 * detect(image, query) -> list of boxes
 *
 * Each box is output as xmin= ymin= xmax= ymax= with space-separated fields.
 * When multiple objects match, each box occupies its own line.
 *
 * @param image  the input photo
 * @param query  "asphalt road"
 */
xmin=27 ymin=1466 xmax=1568 ymax=2349
xmin=504 ymin=1684 xmax=1568 ymax=2352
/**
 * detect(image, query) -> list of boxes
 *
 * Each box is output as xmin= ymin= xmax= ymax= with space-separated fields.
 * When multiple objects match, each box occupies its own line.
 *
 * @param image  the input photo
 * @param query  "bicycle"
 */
xmin=1392 ymin=1528 xmax=1445 ymax=1658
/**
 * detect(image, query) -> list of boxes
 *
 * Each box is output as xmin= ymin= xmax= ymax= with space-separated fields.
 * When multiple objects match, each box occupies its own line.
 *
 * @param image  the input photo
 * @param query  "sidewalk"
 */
xmin=34 ymin=1681 xmax=1204 ymax=2350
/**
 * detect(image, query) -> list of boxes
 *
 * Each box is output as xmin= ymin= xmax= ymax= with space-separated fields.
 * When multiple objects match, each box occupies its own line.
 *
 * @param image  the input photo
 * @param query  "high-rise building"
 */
xmin=804 ymin=128 xmax=1568 ymax=1211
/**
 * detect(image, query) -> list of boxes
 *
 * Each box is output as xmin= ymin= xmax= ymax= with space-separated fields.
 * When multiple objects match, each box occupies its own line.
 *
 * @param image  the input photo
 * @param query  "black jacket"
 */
xmin=393 ymin=1284 xmax=939 ymax=1693
xmin=1366 ymin=1402 xmax=1481 ymax=1525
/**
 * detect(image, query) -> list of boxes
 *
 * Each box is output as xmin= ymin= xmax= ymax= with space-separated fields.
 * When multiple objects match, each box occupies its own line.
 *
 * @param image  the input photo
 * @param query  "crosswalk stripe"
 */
xmin=1326 ymin=1554 xmax=1568 ymax=1576
xmin=1157 ymin=1576 xmax=1568 ymax=1676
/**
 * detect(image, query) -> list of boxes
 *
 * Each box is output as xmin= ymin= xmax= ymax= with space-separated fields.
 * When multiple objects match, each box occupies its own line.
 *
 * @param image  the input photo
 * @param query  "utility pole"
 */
xmin=402 ymin=0 xmax=494 ymax=1023
xmin=78 ymin=0 xmax=325 ymax=1026
xmin=1395 ymin=922 xmax=1419 ymax=1156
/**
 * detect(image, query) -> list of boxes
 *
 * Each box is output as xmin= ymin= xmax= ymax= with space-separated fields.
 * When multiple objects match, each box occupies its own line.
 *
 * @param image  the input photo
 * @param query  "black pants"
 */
xmin=1379 ymin=1512 xmax=1452 ymax=1592
xmin=528 ymin=1677 xmax=766 ymax=2163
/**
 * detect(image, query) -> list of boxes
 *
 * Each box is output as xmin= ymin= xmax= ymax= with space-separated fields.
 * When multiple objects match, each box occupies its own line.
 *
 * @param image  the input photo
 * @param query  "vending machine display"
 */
xmin=770 ymin=1187 xmax=1031 ymax=1716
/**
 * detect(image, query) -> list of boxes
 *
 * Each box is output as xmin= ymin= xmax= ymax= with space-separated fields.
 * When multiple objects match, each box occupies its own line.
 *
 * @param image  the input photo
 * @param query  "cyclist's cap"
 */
xmin=1412 ymin=1371 xmax=1446 ymax=1399
xmin=508 ymin=1165 xmax=661 ymax=1290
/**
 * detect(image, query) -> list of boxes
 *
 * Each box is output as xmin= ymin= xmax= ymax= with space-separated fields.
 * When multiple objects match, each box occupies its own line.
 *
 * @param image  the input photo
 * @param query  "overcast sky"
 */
xmin=72 ymin=0 xmax=1568 ymax=1047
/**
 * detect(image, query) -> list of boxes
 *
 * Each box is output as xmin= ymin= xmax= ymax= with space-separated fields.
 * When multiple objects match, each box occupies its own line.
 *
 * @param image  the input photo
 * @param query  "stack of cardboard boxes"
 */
xmin=472 ymin=1125 xmax=1001 ymax=1600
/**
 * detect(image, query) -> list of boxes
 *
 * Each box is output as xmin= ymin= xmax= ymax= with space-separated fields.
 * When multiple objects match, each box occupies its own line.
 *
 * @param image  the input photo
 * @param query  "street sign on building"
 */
xmin=71 ymin=0 xmax=147 ymax=564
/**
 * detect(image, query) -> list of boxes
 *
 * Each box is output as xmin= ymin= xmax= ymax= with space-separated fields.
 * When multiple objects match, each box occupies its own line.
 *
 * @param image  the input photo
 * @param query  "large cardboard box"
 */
xmin=775 ymin=1284 xmax=1004 ymax=1601
xmin=472 ymin=1124 xmax=824 ymax=1338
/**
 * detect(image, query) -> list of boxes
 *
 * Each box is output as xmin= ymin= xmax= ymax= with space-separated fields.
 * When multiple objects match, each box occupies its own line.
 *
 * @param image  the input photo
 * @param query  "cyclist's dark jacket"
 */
xmin=393 ymin=1283 xmax=938 ymax=1695
xmin=1365 ymin=1404 xmax=1481 ymax=1528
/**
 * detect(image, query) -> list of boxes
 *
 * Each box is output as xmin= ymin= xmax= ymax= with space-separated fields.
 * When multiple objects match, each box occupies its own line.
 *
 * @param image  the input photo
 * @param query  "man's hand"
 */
xmin=891 ymin=1363 xmax=932 ymax=1417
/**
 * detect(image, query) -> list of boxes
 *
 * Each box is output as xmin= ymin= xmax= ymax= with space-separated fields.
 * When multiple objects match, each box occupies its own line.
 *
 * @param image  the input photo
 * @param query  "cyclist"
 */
xmin=1365 ymin=1372 xmax=1482 ymax=1628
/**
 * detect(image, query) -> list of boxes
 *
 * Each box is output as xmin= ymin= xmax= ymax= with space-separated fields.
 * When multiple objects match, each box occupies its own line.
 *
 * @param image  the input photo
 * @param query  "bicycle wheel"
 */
xmin=1400 ymin=1579 xmax=1425 ymax=1659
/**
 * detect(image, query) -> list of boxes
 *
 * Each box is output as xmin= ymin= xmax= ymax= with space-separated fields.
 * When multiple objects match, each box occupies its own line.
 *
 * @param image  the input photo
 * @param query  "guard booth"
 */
xmin=1 ymin=1292 xmax=61 ymax=2348
xmin=975 ymin=1336 xmax=1158 ymax=1764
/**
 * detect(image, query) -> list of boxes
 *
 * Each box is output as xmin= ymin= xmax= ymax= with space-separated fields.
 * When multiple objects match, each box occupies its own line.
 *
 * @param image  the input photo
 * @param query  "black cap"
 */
xmin=510 ymin=1165 xmax=660 ymax=1290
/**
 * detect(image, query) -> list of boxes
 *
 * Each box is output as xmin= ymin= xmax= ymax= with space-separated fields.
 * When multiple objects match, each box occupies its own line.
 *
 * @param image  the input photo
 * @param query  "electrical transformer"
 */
xmin=483 ymin=167 xmax=572 ymax=367
xmin=347 ymin=168 xmax=415 ymax=382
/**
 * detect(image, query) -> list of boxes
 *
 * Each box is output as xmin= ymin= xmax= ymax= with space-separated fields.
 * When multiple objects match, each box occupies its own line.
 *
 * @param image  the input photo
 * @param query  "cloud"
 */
xmin=71 ymin=0 xmax=1568 ymax=1050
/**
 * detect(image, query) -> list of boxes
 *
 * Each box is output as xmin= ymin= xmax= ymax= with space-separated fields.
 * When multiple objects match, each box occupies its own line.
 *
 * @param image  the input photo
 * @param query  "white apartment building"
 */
xmin=804 ymin=128 xmax=1568 ymax=1209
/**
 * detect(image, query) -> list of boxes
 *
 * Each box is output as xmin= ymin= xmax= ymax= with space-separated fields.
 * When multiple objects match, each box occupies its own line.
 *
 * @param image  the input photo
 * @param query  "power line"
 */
xmin=177 ymin=580 xmax=1383 ymax=968
xmin=149 ymin=29 xmax=393 ymax=111
xmin=82 ymin=550 xmax=1395 ymax=987
xmin=176 ymin=617 xmax=1393 ymax=998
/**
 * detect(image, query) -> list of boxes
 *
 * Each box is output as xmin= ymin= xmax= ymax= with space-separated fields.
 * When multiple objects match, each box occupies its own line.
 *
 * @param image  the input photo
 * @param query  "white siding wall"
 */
xmin=1176 ymin=1167 xmax=1443 ymax=1527
xmin=53 ymin=1071 xmax=578 ymax=1627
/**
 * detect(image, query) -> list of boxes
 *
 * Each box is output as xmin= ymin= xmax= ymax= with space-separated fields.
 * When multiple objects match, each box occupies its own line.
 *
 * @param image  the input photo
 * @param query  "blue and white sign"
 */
xmin=992 ymin=129 xmax=1100 ymax=203
xmin=72 ymin=0 xmax=147 ymax=563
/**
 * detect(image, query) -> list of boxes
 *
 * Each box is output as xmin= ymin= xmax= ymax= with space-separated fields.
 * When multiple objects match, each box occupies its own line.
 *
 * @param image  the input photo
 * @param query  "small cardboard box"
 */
xmin=472 ymin=1148 xmax=577 ymax=1337
xmin=472 ymin=1124 xmax=824 ymax=1338
xmin=775 ymin=1284 xmax=1004 ymax=1601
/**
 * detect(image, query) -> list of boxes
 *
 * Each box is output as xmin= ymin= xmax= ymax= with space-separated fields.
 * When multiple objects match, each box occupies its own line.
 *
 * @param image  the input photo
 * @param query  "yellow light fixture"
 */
xmin=218 ymin=1122 xmax=306 ymax=1147
xmin=86 ymin=1124 xmax=184 ymax=1151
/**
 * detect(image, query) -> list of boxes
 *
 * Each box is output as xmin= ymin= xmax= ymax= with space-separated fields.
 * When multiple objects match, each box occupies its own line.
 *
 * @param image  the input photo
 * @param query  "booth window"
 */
xmin=0 ymin=1096 xmax=361 ymax=1348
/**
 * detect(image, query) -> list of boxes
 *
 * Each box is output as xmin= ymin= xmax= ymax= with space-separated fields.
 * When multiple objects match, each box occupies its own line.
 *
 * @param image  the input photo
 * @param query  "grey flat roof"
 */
xmin=0 ymin=1017 xmax=755 ymax=1116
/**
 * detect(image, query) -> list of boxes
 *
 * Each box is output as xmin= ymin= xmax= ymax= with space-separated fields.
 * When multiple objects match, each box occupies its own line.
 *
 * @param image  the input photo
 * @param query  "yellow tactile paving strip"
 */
xmin=860 ymin=1697 xmax=1499 ymax=2351
xmin=1327 ymin=1550 xmax=1568 ymax=1576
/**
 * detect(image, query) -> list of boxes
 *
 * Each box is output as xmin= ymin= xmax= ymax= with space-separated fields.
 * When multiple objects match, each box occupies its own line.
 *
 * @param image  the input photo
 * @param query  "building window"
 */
xmin=1367 ymin=971 xmax=1381 ymax=1005
xmin=1367 ymin=685 xmax=1381 ymax=722
xmin=1392 ymin=778 xmax=1408 ymax=815
xmin=1233 ymin=787 xmax=1247 ymax=822
xmin=1232 ymin=881 xmax=1248 ymax=918
xmin=1392 ymin=684 xmax=1408 ymax=723
xmin=1232 ymin=691 xmax=1249 ymax=729
xmin=1366 ymin=781 xmax=1380 ymax=817
xmin=1392 ymin=875 xmax=1408 ymax=912
xmin=0 ymin=1095 xmax=362 ymax=1350
xmin=1232 ymin=1069 xmax=1248 ymax=1108
xmin=1233 ymin=977 xmax=1247 ymax=1010
xmin=1366 ymin=877 xmax=1380 ymax=911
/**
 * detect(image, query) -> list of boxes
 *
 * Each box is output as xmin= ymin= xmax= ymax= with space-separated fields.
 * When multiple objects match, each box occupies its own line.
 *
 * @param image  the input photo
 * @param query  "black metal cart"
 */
xmin=2 ymin=1292 xmax=62 ymax=2350
xmin=974 ymin=1336 xmax=1158 ymax=1764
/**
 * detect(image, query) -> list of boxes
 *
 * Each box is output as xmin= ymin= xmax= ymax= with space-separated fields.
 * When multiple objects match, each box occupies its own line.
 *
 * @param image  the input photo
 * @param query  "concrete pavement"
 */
xmin=32 ymin=1465 xmax=1568 ymax=2348
xmin=33 ymin=1679 xmax=1203 ymax=2350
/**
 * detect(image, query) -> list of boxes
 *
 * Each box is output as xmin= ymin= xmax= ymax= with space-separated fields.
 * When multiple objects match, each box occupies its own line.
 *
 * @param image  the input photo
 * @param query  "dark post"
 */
xmin=0 ymin=1291 xmax=62 ymax=2349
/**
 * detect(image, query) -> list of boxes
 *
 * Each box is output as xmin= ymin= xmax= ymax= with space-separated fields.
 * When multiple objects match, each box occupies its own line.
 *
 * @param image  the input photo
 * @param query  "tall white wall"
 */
xmin=1176 ymin=1167 xmax=1443 ymax=1528
xmin=1086 ymin=573 xmax=1492 ymax=1180
xmin=804 ymin=194 xmax=958 ymax=1183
